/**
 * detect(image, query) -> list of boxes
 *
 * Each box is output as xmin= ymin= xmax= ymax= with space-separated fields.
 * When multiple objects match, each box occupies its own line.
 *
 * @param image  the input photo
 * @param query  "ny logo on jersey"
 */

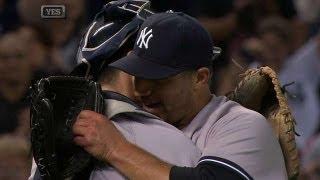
xmin=136 ymin=27 xmax=153 ymax=49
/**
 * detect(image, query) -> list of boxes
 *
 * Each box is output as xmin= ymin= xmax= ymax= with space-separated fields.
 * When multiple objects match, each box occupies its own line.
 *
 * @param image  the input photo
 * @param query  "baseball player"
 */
xmin=29 ymin=1 xmax=202 ymax=179
xmin=74 ymin=12 xmax=288 ymax=179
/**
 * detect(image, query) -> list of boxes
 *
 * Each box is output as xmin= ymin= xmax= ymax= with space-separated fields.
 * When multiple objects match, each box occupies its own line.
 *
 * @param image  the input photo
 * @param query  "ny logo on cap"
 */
xmin=137 ymin=27 xmax=153 ymax=49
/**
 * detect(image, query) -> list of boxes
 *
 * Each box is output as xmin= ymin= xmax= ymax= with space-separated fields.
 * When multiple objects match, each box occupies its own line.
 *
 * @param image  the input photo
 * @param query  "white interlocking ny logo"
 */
xmin=136 ymin=27 xmax=153 ymax=49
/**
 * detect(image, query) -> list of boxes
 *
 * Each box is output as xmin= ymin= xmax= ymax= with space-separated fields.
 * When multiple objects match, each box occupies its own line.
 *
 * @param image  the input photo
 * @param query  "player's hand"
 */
xmin=72 ymin=110 xmax=127 ymax=162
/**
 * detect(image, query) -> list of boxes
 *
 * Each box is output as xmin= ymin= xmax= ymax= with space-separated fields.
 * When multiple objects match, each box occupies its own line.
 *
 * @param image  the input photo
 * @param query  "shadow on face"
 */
xmin=133 ymin=68 xmax=211 ymax=128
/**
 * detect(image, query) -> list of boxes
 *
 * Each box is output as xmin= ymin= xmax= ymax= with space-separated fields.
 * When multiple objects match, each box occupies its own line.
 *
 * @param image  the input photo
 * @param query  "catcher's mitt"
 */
xmin=30 ymin=76 xmax=105 ymax=179
xmin=227 ymin=66 xmax=299 ymax=179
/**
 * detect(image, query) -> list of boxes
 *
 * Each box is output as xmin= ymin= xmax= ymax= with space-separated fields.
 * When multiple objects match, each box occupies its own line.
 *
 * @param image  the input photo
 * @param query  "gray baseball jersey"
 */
xmin=182 ymin=95 xmax=288 ymax=180
xmin=29 ymin=92 xmax=201 ymax=180
xmin=90 ymin=97 xmax=201 ymax=180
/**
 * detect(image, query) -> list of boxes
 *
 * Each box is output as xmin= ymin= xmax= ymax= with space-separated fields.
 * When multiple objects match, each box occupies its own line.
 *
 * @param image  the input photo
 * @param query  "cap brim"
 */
xmin=109 ymin=53 xmax=185 ymax=79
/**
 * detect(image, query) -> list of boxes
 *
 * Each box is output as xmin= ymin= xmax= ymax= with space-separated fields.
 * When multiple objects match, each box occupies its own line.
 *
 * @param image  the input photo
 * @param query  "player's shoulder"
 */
xmin=208 ymin=95 xmax=265 ymax=123
xmin=203 ymin=95 xmax=271 ymax=134
xmin=198 ymin=97 xmax=287 ymax=180
xmin=202 ymin=96 xmax=280 ymax=157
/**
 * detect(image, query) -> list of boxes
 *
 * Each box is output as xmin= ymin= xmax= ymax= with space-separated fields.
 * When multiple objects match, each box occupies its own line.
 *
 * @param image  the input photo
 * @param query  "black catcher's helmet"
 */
xmin=71 ymin=0 xmax=154 ymax=79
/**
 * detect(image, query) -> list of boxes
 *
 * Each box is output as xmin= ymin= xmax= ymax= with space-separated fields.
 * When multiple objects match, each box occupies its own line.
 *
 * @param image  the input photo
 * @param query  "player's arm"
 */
xmin=170 ymin=160 xmax=251 ymax=180
xmin=108 ymin=143 xmax=248 ymax=180
xmin=196 ymin=112 xmax=287 ymax=180
xmin=107 ymin=140 xmax=172 ymax=179
xmin=73 ymin=110 xmax=250 ymax=180
xmin=73 ymin=110 xmax=171 ymax=180
xmin=107 ymin=143 xmax=248 ymax=180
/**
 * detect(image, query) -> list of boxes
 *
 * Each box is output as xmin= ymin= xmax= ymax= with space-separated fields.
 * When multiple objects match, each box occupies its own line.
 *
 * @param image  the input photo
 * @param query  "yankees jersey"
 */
xmin=90 ymin=91 xmax=201 ymax=179
xmin=181 ymin=95 xmax=288 ymax=180
xmin=29 ymin=91 xmax=201 ymax=180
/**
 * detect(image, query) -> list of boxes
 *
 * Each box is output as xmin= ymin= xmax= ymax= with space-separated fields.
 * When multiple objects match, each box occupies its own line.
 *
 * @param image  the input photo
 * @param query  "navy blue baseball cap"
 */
xmin=109 ymin=11 xmax=220 ymax=79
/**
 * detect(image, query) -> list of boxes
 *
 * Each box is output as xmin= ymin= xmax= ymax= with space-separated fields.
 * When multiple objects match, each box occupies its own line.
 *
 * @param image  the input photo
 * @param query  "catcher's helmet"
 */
xmin=71 ymin=0 xmax=154 ymax=79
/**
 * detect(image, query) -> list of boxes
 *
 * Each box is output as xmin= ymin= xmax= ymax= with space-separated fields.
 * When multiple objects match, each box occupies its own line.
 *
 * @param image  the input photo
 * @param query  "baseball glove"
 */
xmin=30 ymin=76 xmax=105 ymax=179
xmin=227 ymin=66 xmax=299 ymax=179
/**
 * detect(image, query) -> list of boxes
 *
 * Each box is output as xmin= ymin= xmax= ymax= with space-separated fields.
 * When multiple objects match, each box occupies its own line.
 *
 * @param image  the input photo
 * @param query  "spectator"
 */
xmin=279 ymin=33 xmax=320 ymax=149
xmin=0 ymin=135 xmax=31 ymax=180
xmin=0 ymin=29 xmax=33 ymax=134
xmin=216 ymin=16 xmax=293 ymax=95
xmin=234 ymin=17 xmax=320 ymax=149
xmin=294 ymin=0 xmax=320 ymax=36
xmin=17 ymin=0 xmax=86 ymax=72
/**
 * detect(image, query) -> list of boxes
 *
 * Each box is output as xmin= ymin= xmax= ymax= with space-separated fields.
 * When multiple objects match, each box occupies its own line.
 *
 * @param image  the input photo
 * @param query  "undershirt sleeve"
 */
xmin=170 ymin=156 xmax=253 ymax=180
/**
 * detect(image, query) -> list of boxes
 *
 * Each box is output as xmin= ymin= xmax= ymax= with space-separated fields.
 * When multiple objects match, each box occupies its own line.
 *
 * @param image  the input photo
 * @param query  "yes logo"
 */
xmin=136 ymin=27 xmax=153 ymax=49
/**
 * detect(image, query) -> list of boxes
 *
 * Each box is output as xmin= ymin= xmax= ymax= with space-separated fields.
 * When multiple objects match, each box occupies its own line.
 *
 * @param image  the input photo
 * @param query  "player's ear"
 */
xmin=195 ymin=67 xmax=210 ymax=85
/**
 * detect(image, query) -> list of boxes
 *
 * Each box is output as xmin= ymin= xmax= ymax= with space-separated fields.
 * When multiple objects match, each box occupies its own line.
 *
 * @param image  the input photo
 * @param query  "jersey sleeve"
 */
xmin=200 ymin=111 xmax=287 ymax=180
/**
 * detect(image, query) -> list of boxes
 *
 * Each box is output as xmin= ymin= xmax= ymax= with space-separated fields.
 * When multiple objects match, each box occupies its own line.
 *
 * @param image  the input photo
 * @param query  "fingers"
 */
xmin=77 ymin=110 xmax=107 ymax=123
xmin=73 ymin=135 xmax=90 ymax=147
xmin=72 ymin=123 xmax=87 ymax=136
xmin=72 ymin=110 xmax=108 ymax=147
xmin=73 ymin=110 xmax=103 ymax=131
xmin=72 ymin=111 xmax=91 ymax=135
xmin=77 ymin=110 xmax=97 ymax=119
xmin=71 ymin=110 xmax=128 ymax=161
xmin=72 ymin=119 xmax=91 ymax=147
xmin=73 ymin=111 xmax=94 ymax=146
xmin=73 ymin=120 xmax=97 ymax=148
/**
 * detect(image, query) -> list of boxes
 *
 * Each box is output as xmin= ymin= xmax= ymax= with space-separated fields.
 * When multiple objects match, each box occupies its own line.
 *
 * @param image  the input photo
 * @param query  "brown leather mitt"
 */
xmin=227 ymin=66 xmax=299 ymax=179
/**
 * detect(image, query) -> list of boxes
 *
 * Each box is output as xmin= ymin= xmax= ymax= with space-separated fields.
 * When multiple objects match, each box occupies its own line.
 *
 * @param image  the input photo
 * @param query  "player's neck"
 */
xmin=177 ymin=91 xmax=212 ymax=129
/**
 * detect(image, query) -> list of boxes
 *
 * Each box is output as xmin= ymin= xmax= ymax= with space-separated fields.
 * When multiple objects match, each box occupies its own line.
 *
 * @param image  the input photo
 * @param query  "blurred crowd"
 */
xmin=0 ymin=0 xmax=319 ymax=179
